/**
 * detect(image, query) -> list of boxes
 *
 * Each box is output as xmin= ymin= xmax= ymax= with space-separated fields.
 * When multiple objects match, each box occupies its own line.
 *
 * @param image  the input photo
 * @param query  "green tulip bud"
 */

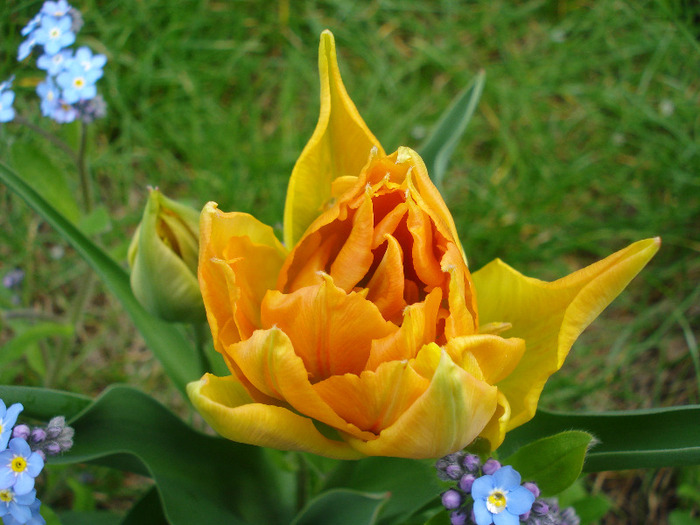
xmin=128 ymin=188 xmax=205 ymax=323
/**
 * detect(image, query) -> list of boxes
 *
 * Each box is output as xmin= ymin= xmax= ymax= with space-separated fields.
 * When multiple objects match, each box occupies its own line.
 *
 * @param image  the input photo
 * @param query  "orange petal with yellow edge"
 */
xmin=283 ymin=30 xmax=384 ymax=247
xmin=226 ymin=327 xmax=377 ymax=441
xmin=313 ymin=360 xmax=430 ymax=434
xmin=261 ymin=276 xmax=396 ymax=381
xmin=187 ymin=374 xmax=363 ymax=459
xmin=472 ymin=237 xmax=661 ymax=431
xmin=345 ymin=345 xmax=497 ymax=458
xmin=366 ymin=287 xmax=442 ymax=370
xmin=365 ymin=234 xmax=405 ymax=322
xmin=330 ymin=194 xmax=375 ymax=292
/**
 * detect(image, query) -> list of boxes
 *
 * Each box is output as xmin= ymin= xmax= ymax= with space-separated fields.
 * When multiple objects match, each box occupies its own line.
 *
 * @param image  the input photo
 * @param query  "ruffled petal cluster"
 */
xmin=188 ymin=30 xmax=659 ymax=459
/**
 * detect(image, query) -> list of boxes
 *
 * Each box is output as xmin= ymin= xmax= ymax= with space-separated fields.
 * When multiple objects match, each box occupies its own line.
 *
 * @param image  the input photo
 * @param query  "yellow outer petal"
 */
xmin=283 ymin=30 xmax=385 ymax=247
xmin=472 ymin=237 xmax=660 ymax=431
xmin=199 ymin=202 xmax=287 ymax=349
xmin=187 ymin=374 xmax=363 ymax=460
xmin=345 ymin=346 xmax=498 ymax=459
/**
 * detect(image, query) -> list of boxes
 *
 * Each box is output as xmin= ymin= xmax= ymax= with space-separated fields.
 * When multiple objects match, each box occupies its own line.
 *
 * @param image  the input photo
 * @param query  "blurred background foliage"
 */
xmin=0 ymin=0 xmax=698 ymax=522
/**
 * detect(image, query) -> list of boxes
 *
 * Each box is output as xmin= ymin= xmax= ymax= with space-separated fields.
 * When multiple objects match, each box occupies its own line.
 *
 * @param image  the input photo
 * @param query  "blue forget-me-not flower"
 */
xmin=33 ymin=15 xmax=75 ymax=56
xmin=471 ymin=466 xmax=535 ymax=525
xmin=0 ymin=403 xmax=23 ymax=451
xmin=0 ymin=439 xmax=45 ymax=496
xmin=0 ymin=79 xmax=16 ymax=123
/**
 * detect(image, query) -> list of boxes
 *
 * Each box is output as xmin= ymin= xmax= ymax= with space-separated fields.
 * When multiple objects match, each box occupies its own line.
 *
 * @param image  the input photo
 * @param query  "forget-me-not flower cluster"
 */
xmin=436 ymin=452 xmax=580 ymax=525
xmin=13 ymin=0 xmax=107 ymax=124
xmin=0 ymin=398 xmax=75 ymax=525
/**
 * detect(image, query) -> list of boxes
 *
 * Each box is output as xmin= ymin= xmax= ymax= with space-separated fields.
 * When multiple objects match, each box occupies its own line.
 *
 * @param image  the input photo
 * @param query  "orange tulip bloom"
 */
xmin=187 ymin=31 xmax=659 ymax=459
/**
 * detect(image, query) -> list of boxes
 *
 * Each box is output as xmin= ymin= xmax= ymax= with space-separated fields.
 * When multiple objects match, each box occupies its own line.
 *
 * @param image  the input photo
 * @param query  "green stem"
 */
xmin=77 ymin=121 xmax=92 ymax=212
xmin=13 ymin=115 xmax=79 ymax=164
xmin=193 ymin=322 xmax=209 ymax=373
xmin=296 ymin=452 xmax=309 ymax=513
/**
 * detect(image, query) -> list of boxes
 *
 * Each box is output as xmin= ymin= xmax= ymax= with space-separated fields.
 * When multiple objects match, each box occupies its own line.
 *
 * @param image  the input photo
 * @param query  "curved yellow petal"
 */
xmin=187 ymin=374 xmax=363 ymax=460
xmin=199 ymin=202 xmax=287 ymax=347
xmin=346 ymin=346 xmax=497 ymax=458
xmin=472 ymin=237 xmax=661 ymax=430
xmin=283 ymin=30 xmax=385 ymax=247
xmin=478 ymin=391 xmax=511 ymax=450
xmin=444 ymin=335 xmax=525 ymax=385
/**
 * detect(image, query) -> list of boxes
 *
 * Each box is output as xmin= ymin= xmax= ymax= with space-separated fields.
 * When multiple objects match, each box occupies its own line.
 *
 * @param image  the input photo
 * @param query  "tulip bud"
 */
xmin=128 ymin=188 xmax=205 ymax=323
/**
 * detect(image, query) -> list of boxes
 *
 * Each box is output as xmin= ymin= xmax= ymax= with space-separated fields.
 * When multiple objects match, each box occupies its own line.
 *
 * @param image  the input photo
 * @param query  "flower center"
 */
xmin=10 ymin=456 xmax=27 ymax=473
xmin=73 ymin=77 xmax=85 ymax=89
xmin=0 ymin=489 xmax=12 ymax=502
xmin=486 ymin=489 xmax=508 ymax=514
xmin=49 ymin=28 xmax=61 ymax=39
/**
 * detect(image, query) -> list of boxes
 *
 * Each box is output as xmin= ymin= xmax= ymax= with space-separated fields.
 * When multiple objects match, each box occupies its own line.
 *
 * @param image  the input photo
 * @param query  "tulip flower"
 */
xmin=187 ymin=30 xmax=659 ymax=459
xmin=128 ymin=188 xmax=205 ymax=323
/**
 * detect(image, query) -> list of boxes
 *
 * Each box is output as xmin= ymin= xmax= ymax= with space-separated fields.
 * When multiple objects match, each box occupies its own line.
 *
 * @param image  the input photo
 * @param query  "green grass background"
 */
xmin=1 ymin=0 xmax=699 ymax=522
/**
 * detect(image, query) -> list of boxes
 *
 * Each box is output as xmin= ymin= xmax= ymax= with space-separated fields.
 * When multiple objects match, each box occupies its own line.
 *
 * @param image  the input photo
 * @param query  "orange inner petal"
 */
xmin=261 ymin=277 xmax=397 ymax=381
xmin=313 ymin=360 xmax=430 ymax=434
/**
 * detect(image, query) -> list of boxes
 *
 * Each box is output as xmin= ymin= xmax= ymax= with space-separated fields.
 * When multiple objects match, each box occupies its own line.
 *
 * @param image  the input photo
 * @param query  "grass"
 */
xmin=0 ymin=0 xmax=698 ymax=522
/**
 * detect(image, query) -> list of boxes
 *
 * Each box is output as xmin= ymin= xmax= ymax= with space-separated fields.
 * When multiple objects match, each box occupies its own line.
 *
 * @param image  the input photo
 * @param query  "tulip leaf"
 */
xmin=502 ymin=431 xmax=593 ymax=496
xmin=323 ymin=457 xmax=442 ymax=525
xmin=0 ymin=384 xmax=91 ymax=420
xmin=500 ymin=405 xmax=700 ymax=471
xmin=57 ymin=511 xmax=121 ymax=525
xmin=0 ymin=161 xmax=204 ymax=396
xmin=120 ymin=487 xmax=168 ymax=525
xmin=418 ymin=70 xmax=485 ymax=191
xmin=291 ymin=489 xmax=389 ymax=525
xmin=1 ymin=384 xmax=294 ymax=525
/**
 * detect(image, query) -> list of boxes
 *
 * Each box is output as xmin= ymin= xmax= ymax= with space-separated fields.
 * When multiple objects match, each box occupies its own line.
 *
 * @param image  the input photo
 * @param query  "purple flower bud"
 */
xmin=462 ymin=454 xmax=480 ymax=473
xmin=12 ymin=424 xmax=31 ymax=440
xmin=458 ymin=473 xmax=475 ymax=493
xmin=445 ymin=464 xmax=462 ymax=480
xmin=520 ymin=511 xmax=531 ymax=521
xmin=30 ymin=428 xmax=46 ymax=443
xmin=35 ymin=449 xmax=46 ymax=461
xmin=450 ymin=509 xmax=469 ymax=525
xmin=524 ymin=481 xmax=541 ymax=498
xmin=46 ymin=417 xmax=65 ymax=439
xmin=441 ymin=489 xmax=463 ymax=510
xmin=531 ymin=500 xmax=549 ymax=515
xmin=45 ymin=442 xmax=61 ymax=455
xmin=482 ymin=458 xmax=501 ymax=475
xmin=561 ymin=507 xmax=580 ymax=525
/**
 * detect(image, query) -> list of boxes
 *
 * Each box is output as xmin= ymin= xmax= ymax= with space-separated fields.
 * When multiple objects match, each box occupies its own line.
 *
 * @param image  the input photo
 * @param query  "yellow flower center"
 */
xmin=11 ymin=456 xmax=27 ymax=473
xmin=486 ymin=490 xmax=507 ymax=514
xmin=73 ymin=77 xmax=85 ymax=89
xmin=0 ymin=489 xmax=12 ymax=502
xmin=49 ymin=28 xmax=60 ymax=39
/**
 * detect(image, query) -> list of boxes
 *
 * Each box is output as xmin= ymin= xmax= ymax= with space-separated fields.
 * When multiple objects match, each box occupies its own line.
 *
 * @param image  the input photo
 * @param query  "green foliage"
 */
xmin=291 ymin=489 xmax=389 ymax=525
xmin=504 ymin=431 xmax=593 ymax=496
xmin=558 ymin=480 xmax=612 ymax=525
xmin=1 ymin=384 xmax=294 ymax=525
xmin=501 ymin=405 xmax=700 ymax=471
xmin=419 ymin=70 xmax=485 ymax=193
xmin=0 ymin=161 xmax=204 ymax=396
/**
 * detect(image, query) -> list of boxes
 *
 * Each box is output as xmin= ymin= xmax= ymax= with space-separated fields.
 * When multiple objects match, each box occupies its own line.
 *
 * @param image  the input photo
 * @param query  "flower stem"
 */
xmin=13 ymin=115 xmax=78 ymax=164
xmin=77 ymin=121 xmax=92 ymax=212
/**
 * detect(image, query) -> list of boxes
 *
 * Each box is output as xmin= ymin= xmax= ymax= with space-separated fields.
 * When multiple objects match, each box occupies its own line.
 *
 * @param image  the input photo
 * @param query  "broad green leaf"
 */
xmin=121 ymin=487 xmax=168 ymax=525
xmin=57 ymin=511 xmax=121 ymax=525
xmin=503 ymin=431 xmax=593 ymax=496
xmin=500 ymin=405 xmax=700 ymax=471
xmin=11 ymin=141 xmax=81 ymax=223
xmin=0 ymin=385 xmax=294 ymax=525
xmin=0 ymin=385 xmax=91 ymax=419
xmin=323 ymin=457 xmax=442 ymax=525
xmin=418 ymin=70 xmax=485 ymax=191
xmin=291 ymin=489 xmax=389 ymax=525
xmin=0 ymin=161 xmax=203 ymax=396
